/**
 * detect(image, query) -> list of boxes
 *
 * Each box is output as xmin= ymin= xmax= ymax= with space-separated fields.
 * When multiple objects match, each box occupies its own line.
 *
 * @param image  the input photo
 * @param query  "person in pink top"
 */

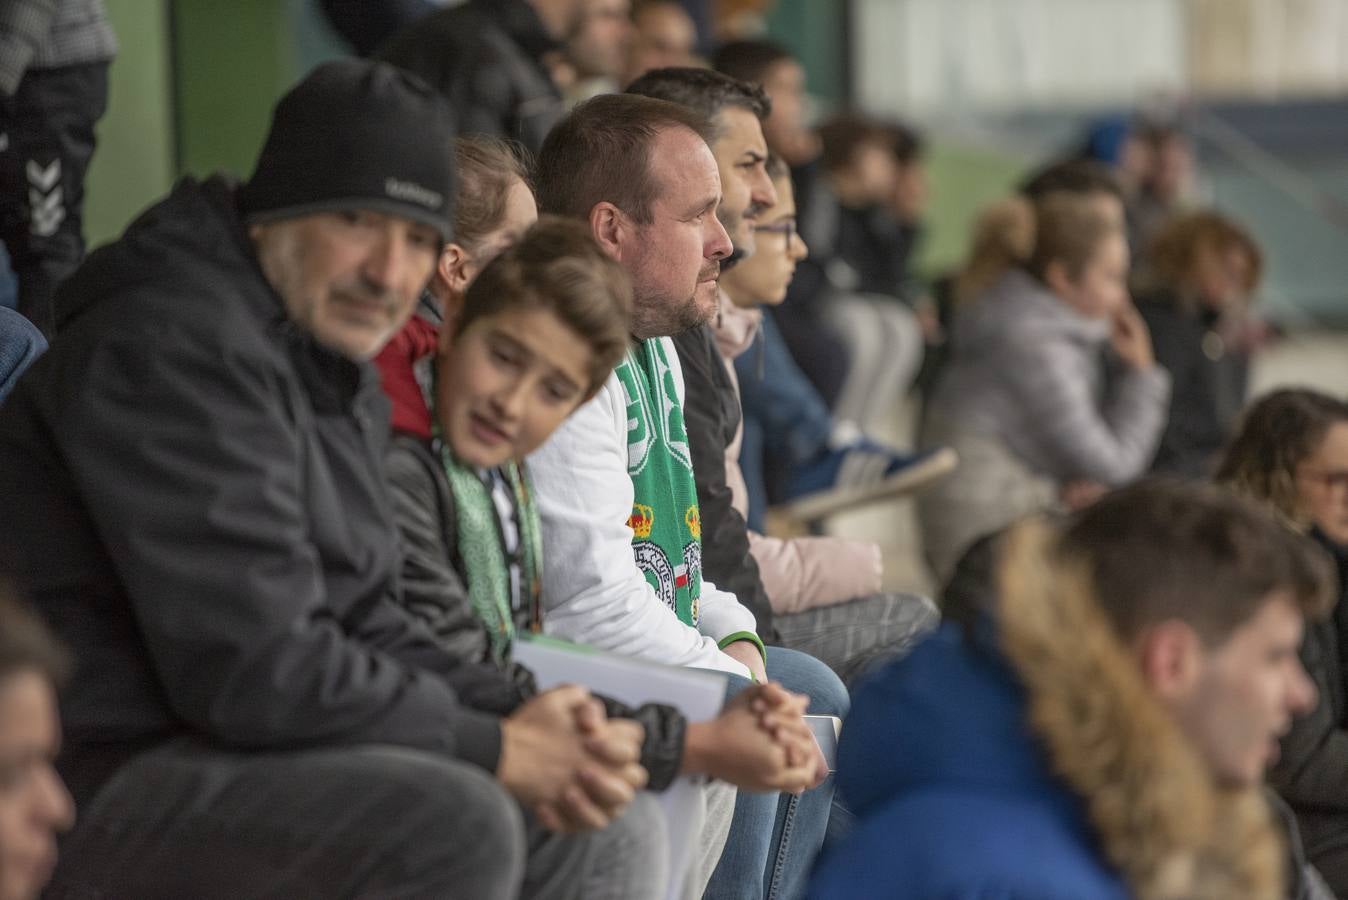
xmin=716 ymin=154 xmax=937 ymax=683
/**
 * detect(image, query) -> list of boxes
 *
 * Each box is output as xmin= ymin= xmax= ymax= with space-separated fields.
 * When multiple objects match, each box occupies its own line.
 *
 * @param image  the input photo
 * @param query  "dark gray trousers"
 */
xmin=45 ymin=740 xmax=667 ymax=900
xmin=774 ymin=592 xmax=939 ymax=687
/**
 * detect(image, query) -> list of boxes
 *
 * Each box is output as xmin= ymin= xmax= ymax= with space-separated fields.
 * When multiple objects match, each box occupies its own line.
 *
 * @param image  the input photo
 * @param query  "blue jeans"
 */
xmin=735 ymin=313 xmax=835 ymax=530
xmin=0 ymin=305 xmax=46 ymax=402
xmin=0 ymin=241 xmax=17 ymax=310
xmin=704 ymin=646 xmax=849 ymax=900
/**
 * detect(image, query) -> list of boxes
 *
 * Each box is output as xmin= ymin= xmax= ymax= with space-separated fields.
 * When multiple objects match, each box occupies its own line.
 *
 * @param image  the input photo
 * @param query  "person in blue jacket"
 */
xmin=811 ymin=480 xmax=1334 ymax=900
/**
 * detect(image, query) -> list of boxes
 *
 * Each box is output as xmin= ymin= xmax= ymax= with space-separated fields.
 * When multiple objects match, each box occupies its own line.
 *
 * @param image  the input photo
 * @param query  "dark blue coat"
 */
xmin=808 ymin=622 xmax=1129 ymax=899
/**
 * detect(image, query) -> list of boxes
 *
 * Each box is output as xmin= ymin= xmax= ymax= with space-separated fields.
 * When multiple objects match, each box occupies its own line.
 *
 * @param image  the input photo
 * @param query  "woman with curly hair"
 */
xmin=1217 ymin=387 xmax=1348 ymax=896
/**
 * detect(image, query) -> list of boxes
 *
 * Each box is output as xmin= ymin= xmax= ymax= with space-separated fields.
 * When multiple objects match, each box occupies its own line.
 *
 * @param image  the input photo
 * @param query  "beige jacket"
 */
xmin=715 ymin=298 xmax=883 ymax=613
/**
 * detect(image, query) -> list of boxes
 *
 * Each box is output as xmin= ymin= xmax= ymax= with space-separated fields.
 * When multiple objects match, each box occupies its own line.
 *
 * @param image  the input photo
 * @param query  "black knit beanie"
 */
xmin=239 ymin=59 xmax=456 ymax=242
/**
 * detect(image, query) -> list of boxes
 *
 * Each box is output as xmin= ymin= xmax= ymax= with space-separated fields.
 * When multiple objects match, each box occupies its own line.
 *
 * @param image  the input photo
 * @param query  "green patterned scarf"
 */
xmin=439 ymin=445 xmax=543 ymax=664
xmin=614 ymin=338 xmax=703 ymax=626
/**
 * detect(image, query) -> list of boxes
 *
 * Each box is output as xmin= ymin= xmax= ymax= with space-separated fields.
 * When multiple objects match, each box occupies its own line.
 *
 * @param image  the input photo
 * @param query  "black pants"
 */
xmin=45 ymin=739 xmax=668 ymax=900
xmin=0 ymin=61 xmax=109 ymax=336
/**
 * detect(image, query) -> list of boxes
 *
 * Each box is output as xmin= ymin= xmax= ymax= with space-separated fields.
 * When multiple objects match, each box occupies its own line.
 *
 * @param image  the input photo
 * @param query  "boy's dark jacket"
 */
xmin=384 ymin=433 xmax=686 ymax=790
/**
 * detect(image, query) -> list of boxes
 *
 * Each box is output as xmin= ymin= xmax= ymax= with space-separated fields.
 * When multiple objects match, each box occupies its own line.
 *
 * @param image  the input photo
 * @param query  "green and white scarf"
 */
xmin=614 ymin=338 xmax=704 ymax=626
xmin=440 ymin=446 xmax=543 ymax=664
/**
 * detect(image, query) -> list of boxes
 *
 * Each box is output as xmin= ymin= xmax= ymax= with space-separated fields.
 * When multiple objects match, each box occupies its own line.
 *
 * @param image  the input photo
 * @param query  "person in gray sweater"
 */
xmin=919 ymin=191 xmax=1170 ymax=582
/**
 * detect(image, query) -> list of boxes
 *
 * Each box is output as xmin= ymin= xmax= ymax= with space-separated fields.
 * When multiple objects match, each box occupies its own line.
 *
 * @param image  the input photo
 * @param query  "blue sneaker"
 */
xmin=779 ymin=440 xmax=958 ymax=521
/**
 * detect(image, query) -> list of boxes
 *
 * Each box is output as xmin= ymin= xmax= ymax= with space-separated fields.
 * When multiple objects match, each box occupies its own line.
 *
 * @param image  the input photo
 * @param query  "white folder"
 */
xmin=514 ymin=635 xmax=728 ymax=900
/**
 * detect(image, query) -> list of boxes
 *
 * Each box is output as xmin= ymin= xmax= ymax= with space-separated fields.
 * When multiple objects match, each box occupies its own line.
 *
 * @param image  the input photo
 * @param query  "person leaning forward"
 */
xmin=0 ymin=59 xmax=666 ymax=900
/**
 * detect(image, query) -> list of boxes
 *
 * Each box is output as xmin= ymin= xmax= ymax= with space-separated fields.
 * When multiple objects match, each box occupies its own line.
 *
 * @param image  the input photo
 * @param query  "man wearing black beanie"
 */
xmin=0 ymin=59 xmax=666 ymax=899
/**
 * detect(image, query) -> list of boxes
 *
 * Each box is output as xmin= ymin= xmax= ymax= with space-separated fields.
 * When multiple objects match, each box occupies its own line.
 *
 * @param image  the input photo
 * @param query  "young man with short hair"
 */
xmin=812 ymin=480 xmax=1334 ymax=899
xmin=710 ymin=46 xmax=956 ymax=530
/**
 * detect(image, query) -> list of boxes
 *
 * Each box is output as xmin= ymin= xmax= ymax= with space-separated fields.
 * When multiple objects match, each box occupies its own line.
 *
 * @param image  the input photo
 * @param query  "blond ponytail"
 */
xmin=956 ymin=196 xmax=1035 ymax=304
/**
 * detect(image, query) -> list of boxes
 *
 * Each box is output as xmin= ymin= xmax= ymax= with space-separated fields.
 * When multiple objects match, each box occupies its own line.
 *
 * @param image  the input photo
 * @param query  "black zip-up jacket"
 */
xmin=384 ymin=434 xmax=686 ymax=790
xmin=376 ymin=0 xmax=562 ymax=154
xmin=1270 ymin=531 xmax=1348 ymax=895
xmin=1136 ymin=290 xmax=1250 ymax=480
xmin=672 ymin=322 xmax=781 ymax=644
xmin=0 ymin=176 xmax=508 ymax=805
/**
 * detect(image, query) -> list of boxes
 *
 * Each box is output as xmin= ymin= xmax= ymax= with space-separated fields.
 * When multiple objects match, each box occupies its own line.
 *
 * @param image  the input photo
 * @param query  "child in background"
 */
xmin=717 ymin=155 xmax=938 ymax=684
xmin=801 ymin=114 xmax=927 ymax=437
xmin=373 ymin=135 xmax=538 ymax=443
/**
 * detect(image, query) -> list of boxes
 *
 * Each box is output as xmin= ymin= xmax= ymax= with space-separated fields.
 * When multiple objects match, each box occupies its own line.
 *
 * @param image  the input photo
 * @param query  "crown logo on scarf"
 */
xmin=685 ymin=506 xmax=701 ymax=541
xmin=628 ymin=504 xmax=655 ymax=539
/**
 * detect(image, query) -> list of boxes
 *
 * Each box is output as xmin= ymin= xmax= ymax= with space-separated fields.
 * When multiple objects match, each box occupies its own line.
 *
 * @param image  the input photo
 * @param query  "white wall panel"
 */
xmin=855 ymin=0 xmax=1348 ymax=115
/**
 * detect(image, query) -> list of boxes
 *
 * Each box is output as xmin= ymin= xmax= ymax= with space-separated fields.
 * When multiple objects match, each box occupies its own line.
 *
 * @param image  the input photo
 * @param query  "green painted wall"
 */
xmin=84 ymin=1 xmax=343 ymax=247
xmin=765 ymin=0 xmax=847 ymax=107
xmin=171 ymin=1 xmax=299 ymax=179
xmin=83 ymin=0 xmax=175 ymax=247
xmin=917 ymin=144 xmax=1026 ymax=278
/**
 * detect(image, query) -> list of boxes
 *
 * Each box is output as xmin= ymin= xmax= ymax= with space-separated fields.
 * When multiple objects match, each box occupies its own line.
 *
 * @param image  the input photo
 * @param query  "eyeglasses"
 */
xmin=1298 ymin=469 xmax=1348 ymax=492
xmin=754 ymin=218 xmax=797 ymax=242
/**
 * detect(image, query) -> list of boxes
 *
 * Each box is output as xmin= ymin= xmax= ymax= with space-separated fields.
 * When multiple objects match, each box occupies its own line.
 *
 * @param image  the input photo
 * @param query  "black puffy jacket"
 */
xmin=0 ymin=176 xmax=510 ymax=804
xmin=672 ymin=322 xmax=780 ymax=644
xmin=1136 ymin=292 xmax=1250 ymax=480
xmin=376 ymin=0 xmax=563 ymax=154
xmin=384 ymin=434 xmax=687 ymax=790
xmin=1270 ymin=531 xmax=1348 ymax=896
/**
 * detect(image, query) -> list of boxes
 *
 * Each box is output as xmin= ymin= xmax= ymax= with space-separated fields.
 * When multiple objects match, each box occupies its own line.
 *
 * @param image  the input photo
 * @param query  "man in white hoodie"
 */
xmin=530 ymin=91 xmax=846 ymax=900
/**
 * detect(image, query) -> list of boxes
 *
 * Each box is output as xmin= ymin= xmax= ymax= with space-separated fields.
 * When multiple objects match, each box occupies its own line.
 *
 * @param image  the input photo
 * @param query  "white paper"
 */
xmin=515 ymin=636 xmax=728 ymax=900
